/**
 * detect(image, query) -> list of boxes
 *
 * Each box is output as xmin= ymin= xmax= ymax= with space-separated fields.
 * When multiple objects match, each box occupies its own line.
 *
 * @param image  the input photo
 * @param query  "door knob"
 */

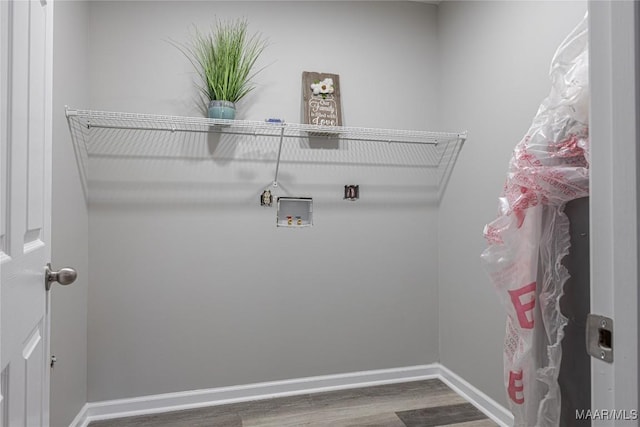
xmin=45 ymin=263 xmax=77 ymax=291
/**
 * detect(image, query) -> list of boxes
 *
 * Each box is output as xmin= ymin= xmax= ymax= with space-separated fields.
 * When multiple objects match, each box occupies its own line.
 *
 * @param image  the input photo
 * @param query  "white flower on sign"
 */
xmin=311 ymin=77 xmax=334 ymax=99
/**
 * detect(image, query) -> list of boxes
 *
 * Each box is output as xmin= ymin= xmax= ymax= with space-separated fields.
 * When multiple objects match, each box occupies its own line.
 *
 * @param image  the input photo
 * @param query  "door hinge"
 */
xmin=586 ymin=314 xmax=613 ymax=363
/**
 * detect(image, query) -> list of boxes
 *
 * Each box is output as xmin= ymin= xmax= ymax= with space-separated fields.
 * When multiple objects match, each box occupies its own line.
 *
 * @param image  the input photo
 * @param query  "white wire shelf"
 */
xmin=65 ymin=107 xmax=467 ymax=202
xmin=66 ymin=108 xmax=466 ymax=145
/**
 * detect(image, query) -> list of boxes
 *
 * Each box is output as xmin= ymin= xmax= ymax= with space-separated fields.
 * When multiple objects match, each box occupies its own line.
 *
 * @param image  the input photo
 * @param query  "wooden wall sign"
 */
xmin=302 ymin=71 xmax=342 ymax=127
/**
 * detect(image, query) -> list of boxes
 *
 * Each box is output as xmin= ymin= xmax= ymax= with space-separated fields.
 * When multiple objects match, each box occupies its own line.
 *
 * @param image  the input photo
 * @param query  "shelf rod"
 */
xmin=64 ymin=105 xmax=78 ymax=118
xmin=82 ymin=123 xmax=282 ymax=138
xmin=272 ymin=126 xmax=286 ymax=187
xmin=81 ymin=123 xmax=453 ymax=145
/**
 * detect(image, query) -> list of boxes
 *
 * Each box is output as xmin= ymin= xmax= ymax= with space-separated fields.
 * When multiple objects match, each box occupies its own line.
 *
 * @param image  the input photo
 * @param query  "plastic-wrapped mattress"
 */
xmin=481 ymin=14 xmax=589 ymax=427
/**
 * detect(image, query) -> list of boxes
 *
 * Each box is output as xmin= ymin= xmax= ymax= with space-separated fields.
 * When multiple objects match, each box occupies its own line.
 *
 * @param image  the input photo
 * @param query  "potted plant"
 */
xmin=178 ymin=19 xmax=268 ymax=119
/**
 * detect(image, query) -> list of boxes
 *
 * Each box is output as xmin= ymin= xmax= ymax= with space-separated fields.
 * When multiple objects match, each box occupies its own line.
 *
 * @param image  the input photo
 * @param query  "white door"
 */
xmin=589 ymin=1 xmax=639 ymax=425
xmin=0 ymin=0 xmax=54 ymax=426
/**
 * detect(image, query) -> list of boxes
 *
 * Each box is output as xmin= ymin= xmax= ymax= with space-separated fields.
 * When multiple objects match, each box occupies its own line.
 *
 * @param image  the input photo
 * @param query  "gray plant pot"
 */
xmin=208 ymin=100 xmax=236 ymax=120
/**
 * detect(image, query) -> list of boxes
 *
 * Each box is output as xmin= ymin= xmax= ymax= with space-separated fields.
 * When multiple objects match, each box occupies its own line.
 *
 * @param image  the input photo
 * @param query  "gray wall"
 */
xmin=86 ymin=1 xmax=442 ymax=402
xmin=437 ymin=0 xmax=587 ymax=407
xmin=49 ymin=1 xmax=592 ymax=416
xmin=51 ymin=1 xmax=89 ymax=426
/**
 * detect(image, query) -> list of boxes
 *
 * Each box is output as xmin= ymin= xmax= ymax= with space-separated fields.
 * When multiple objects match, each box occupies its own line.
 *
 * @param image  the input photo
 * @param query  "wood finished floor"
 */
xmin=88 ymin=379 xmax=499 ymax=427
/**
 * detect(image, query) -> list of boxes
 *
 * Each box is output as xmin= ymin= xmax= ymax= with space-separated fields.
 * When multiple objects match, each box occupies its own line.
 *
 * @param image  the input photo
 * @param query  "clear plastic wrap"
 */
xmin=481 ymin=14 xmax=589 ymax=427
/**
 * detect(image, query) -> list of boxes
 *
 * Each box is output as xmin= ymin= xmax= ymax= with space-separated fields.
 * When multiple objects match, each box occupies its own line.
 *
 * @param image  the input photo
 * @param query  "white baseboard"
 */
xmin=68 ymin=403 xmax=90 ymax=427
xmin=71 ymin=364 xmax=512 ymax=427
xmin=438 ymin=365 xmax=513 ymax=427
